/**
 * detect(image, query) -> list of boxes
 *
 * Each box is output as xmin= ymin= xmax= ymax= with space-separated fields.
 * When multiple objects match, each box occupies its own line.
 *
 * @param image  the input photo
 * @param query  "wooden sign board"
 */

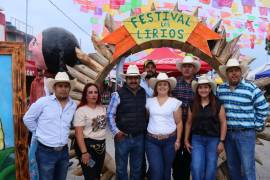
xmin=0 ymin=42 xmax=29 ymax=180
xmin=124 ymin=11 xmax=198 ymax=45
xmin=103 ymin=10 xmax=221 ymax=60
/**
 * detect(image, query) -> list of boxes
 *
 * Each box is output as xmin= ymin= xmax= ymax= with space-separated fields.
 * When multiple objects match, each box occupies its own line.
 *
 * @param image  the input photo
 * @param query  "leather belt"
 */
xmin=38 ymin=141 xmax=67 ymax=151
xmin=124 ymin=132 xmax=143 ymax=138
xmin=147 ymin=131 xmax=176 ymax=140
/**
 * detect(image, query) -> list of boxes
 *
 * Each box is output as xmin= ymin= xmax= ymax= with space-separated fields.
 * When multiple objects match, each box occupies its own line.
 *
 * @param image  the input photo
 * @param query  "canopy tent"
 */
xmin=246 ymin=63 xmax=270 ymax=81
xmin=26 ymin=60 xmax=37 ymax=76
xmin=255 ymin=69 xmax=270 ymax=80
xmin=124 ymin=48 xmax=212 ymax=77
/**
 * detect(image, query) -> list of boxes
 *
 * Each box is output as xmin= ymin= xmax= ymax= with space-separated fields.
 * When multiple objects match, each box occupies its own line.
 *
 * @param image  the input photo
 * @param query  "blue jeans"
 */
xmin=146 ymin=135 xmax=176 ymax=180
xmin=36 ymin=143 xmax=69 ymax=180
xmin=225 ymin=129 xmax=256 ymax=180
xmin=191 ymin=135 xmax=219 ymax=180
xmin=114 ymin=134 xmax=145 ymax=180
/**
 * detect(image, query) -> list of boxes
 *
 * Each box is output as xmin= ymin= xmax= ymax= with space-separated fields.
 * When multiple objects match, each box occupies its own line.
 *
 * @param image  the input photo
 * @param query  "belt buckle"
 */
xmin=157 ymin=135 xmax=166 ymax=140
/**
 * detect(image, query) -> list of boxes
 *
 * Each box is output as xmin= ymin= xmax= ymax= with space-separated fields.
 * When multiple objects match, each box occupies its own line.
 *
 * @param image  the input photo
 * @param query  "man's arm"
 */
xmin=107 ymin=92 xmax=120 ymax=136
xmin=253 ymin=87 xmax=270 ymax=130
xmin=23 ymin=98 xmax=44 ymax=132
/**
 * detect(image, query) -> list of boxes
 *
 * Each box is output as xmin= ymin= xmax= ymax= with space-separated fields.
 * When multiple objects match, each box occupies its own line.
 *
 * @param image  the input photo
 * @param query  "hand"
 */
xmin=81 ymin=152 xmax=91 ymax=165
xmin=184 ymin=140 xmax=192 ymax=153
xmin=217 ymin=142 xmax=224 ymax=154
xmin=174 ymin=141 xmax=181 ymax=151
xmin=114 ymin=131 xmax=126 ymax=141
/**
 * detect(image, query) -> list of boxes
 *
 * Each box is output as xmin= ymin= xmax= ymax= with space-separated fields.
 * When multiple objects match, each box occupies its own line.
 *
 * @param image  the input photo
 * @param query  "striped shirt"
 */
xmin=217 ymin=80 xmax=269 ymax=130
xmin=172 ymin=77 xmax=194 ymax=122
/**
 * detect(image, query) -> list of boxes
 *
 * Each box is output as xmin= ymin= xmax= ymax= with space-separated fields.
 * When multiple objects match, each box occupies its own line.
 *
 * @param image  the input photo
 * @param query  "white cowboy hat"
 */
xmin=47 ymin=72 xmax=76 ymax=93
xmin=149 ymin=72 xmax=177 ymax=89
xmin=121 ymin=65 xmax=141 ymax=78
xmin=192 ymin=75 xmax=216 ymax=93
xmin=219 ymin=58 xmax=247 ymax=79
xmin=176 ymin=55 xmax=201 ymax=73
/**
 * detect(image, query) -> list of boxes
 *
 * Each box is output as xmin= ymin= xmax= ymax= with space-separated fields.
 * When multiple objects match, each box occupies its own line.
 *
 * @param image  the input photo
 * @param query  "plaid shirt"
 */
xmin=172 ymin=77 xmax=194 ymax=122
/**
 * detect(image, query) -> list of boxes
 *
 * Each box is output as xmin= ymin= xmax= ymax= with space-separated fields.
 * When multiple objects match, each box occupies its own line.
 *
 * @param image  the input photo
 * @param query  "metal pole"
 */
xmin=25 ymin=0 xmax=28 ymax=59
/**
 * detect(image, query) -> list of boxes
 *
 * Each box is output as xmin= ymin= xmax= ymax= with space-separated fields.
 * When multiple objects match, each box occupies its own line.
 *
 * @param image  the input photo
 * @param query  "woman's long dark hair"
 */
xmin=77 ymin=83 xmax=101 ymax=109
xmin=191 ymin=84 xmax=217 ymax=119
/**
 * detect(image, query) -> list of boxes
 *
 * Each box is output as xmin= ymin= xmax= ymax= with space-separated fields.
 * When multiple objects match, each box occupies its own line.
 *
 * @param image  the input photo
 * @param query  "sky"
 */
xmin=0 ymin=0 xmax=95 ymax=53
xmin=0 ymin=0 xmax=269 ymax=70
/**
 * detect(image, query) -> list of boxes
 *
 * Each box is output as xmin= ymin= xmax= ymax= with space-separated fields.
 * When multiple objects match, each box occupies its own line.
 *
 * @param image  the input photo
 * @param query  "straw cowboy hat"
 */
xmin=176 ymin=55 xmax=201 ymax=73
xmin=47 ymin=72 xmax=76 ymax=93
xmin=149 ymin=72 xmax=177 ymax=89
xmin=219 ymin=58 xmax=247 ymax=79
xmin=121 ymin=65 xmax=141 ymax=78
xmin=192 ymin=75 xmax=216 ymax=93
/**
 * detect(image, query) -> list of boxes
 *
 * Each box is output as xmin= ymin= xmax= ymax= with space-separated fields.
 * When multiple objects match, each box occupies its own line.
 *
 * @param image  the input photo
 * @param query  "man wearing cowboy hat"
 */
xmin=172 ymin=54 xmax=201 ymax=180
xmin=107 ymin=65 xmax=147 ymax=180
xmin=217 ymin=58 xmax=269 ymax=180
xmin=23 ymin=72 xmax=77 ymax=180
xmin=140 ymin=59 xmax=158 ymax=98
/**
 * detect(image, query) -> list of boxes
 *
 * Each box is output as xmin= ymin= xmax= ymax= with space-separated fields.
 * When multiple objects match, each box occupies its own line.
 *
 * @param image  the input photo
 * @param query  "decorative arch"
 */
xmin=68 ymin=2 xmax=246 ymax=101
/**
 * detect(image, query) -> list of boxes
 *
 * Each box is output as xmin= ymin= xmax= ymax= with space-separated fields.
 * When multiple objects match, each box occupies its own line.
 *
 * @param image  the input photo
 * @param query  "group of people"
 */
xmin=23 ymin=54 xmax=269 ymax=180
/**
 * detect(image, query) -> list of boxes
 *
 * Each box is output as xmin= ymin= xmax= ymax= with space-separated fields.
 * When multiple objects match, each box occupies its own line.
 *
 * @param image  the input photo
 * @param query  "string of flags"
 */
xmin=73 ymin=0 xmax=270 ymax=49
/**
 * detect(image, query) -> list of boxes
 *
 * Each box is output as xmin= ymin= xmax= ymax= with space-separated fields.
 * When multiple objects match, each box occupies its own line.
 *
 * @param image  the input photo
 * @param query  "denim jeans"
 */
xmin=191 ymin=135 xmax=219 ymax=180
xmin=75 ymin=138 xmax=106 ymax=180
xmin=146 ymin=134 xmax=176 ymax=180
xmin=36 ymin=143 xmax=69 ymax=180
xmin=225 ymin=129 xmax=256 ymax=180
xmin=114 ymin=134 xmax=145 ymax=180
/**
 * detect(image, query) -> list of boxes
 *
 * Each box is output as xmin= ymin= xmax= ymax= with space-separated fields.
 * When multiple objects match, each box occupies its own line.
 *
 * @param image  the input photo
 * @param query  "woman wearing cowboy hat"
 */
xmin=146 ymin=72 xmax=183 ymax=180
xmin=184 ymin=75 xmax=227 ymax=180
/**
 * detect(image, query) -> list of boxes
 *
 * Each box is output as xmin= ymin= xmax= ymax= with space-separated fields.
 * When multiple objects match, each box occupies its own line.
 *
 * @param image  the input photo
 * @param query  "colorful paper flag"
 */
xmin=90 ymin=17 xmax=99 ymax=24
xmin=131 ymin=0 xmax=142 ymax=8
xmin=259 ymin=7 xmax=268 ymax=16
xmin=134 ymin=8 xmax=142 ymax=15
xmin=110 ymin=0 xmax=121 ymax=9
xmin=102 ymin=4 xmax=110 ymax=12
xmin=212 ymin=0 xmax=222 ymax=8
xmin=94 ymin=7 xmax=103 ymax=15
xmin=199 ymin=0 xmax=211 ymax=5
xmin=80 ymin=5 xmax=89 ymax=13
xmin=258 ymin=0 xmax=270 ymax=8
xmin=231 ymin=2 xmax=238 ymax=13
xmin=243 ymin=5 xmax=253 ymax=14
xmin=245 ymin=20 xmax=255 ymax=32
xmin=221 ymin=11 xmax=231 ymax=18
xmin=223 ymin=19 xmax=232 ymax=25
xmin=217 ymin=0 xmax=233 ymax=8
xmin=164 ymin=2 xmax=175 ymax=8
xmin=74 ymin=0 xmax=92 ymax=6
xmin=241 ymin=0 xmax=256 ymax=7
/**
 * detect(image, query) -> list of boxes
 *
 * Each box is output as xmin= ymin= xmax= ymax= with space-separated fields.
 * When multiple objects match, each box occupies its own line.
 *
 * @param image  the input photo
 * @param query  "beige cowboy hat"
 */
xmin=192 ymin=75 xmax=216 ymax=93
xmin=121 ymin=65 xmax=141 ymax=78
xmin=47 ymin=72 xmax=76 ymax=93
xmin=149 ymin=72 xmax=177 ymax=89
xmin=219 ymin=58 xmax=247 ymax=79
xmin=176 ymin=55 xmax=201 ymax=73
